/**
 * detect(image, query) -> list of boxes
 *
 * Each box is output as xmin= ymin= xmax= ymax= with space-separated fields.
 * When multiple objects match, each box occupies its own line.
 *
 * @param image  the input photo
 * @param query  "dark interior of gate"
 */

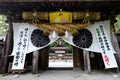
xmin=6 ymin=38 xmax=105 ymax=73
xmin=7 ymin=40 xmax=104 ymax=71
xmin=0 ymin=0 xmax=120 ymax=74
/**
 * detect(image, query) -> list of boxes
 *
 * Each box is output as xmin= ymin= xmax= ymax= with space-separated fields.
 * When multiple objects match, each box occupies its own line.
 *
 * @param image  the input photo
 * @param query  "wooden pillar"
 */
xmin=111 ymin=30 xmax=120 ymax=68
xmin=39 ymin=46 xmax=49 ymax=70
xmin=0 ymin=16 xmax=13 ymax=74
xmin=40 ymin=48 xmax=46 ymax=69
xmin=32 ymin=50 xmax=39 ymax=74
xmin=110 ymin=12 xmax=120 ymax=69
xmin=44 ymin=46 xmax=49 ymax=69
xmin=76 ymin=48 xmax=81 ymax=68
xmin=73 ymin=46 xmax=77 ymax=69
xmin=73 ymin=46 xmax=81 ymax=70
xmin=38 ymin=49 xmax=42 ymax=70
xmin=83 ymin=50 xmax=91 ymax=74
xmin=79 ymin=49 xmax=84 ymax=70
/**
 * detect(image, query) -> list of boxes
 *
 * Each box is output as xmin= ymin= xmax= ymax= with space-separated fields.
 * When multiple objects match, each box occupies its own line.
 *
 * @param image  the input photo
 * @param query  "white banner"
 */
xmin=12 ymin=23 xmax=58 ymax=55
xmin=12 ymin=21 xmax=115 ymax=54
xmin=62 ymin=20 xmax=116 ymax=54
xmin=12 ymin=20 xmax=118 ymax=69
xmin=12 ymin=23 xmax=58 ymax=70
xmin=12 ymin=24 xmax=29 ymax=69
xmin=94 ymin=22 xmax=118 ymax=68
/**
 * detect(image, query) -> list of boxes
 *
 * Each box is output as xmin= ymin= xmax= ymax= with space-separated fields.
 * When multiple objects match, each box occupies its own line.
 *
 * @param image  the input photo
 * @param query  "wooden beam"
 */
xmin=32 ymin=50 xmax=39 ymax=74
xmin=83 ymin=50 xmax=91 ymax=74
xmin=0 ymin=0 xmax=120 ymax=2
xmin=0 ymin=16 xmax=13 ymax=74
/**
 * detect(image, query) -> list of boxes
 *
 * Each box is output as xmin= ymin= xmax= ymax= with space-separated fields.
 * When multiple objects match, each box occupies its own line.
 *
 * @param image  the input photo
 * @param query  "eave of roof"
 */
xmin=0 ymin=0 xmax=120 ymax=2
xmin=0 ymin=0 xmax=120 ymax=22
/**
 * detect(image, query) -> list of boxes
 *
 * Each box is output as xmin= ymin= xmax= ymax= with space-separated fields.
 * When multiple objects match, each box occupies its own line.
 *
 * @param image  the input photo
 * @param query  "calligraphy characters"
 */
xmin=96 ymin=25 xmax=110 ymax=66
xmin=14 ymin=28 xmax=29 ymax=67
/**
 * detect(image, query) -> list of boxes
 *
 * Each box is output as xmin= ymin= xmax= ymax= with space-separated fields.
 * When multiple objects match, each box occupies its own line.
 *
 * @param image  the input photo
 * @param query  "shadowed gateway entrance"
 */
xmin=25 ymin=38 xmax=104 ymax=74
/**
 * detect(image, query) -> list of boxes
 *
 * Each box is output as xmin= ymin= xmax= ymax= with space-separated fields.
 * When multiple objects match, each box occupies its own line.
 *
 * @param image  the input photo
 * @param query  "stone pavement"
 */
xmin=0 ymin=69 xmax=120 ymax=80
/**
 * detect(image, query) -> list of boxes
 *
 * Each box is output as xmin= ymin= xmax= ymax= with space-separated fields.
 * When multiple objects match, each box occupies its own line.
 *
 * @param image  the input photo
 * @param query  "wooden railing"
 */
xmin=49 ymin=53 xmax=73 ymax=62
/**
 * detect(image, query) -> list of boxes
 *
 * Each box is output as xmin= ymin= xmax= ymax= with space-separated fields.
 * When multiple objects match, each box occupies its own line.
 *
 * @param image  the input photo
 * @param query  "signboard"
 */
xmin=94 ymin=23 xmax=118 ymax=68
xmin=12 ymin=24 xmax=29 ymax=70
xmin=49 ymin=11 xmax=72 ymax=23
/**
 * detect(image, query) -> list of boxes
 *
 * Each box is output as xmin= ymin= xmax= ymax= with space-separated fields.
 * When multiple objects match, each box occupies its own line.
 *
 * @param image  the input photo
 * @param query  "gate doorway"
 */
xmin=48 ymin=38 xmax=73 ymax=68
xmin=7 ymin=38 xmax=104 ymax=74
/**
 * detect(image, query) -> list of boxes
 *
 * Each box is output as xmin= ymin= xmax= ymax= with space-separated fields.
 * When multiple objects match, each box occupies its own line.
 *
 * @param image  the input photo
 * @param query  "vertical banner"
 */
xmin=12 ymin=24 xmax=29 ymax=70
xmin=94 ymin=23 xmax=118 ymax=68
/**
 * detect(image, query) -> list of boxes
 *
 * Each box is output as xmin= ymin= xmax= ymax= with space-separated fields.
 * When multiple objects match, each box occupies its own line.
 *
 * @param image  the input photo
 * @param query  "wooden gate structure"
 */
xmin=0 ymin=0 xmax=120 ymax=74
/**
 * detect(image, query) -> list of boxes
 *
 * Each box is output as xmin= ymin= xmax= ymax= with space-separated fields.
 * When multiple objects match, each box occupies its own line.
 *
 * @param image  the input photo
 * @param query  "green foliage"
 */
xmin=49 ymin=41 xmax=58 ymax=53
xmin=50 ymin=41 xmax=58 ymax=47
xmin=63 ymin=41 xmax=73 ymax=53
xmin=0 ymin=15 xmax=8 ymax=34
xmin=50 ymin=40 xmax=73 ymax=53
xmin=114 ymin=14 xmax=120 ymax=34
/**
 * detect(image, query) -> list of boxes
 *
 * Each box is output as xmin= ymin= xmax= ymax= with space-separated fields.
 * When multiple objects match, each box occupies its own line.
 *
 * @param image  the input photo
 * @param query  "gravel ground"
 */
xmin=0 ymin=70 xmax=120 ymax=80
